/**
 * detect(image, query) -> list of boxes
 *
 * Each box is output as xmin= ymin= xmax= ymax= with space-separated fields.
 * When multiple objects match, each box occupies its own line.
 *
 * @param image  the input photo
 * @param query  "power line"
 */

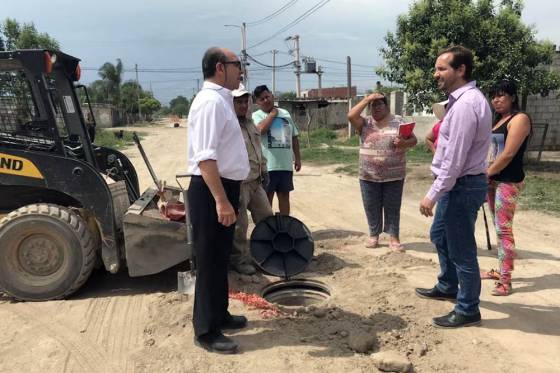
xmin=246 ymin=0 xmax=298 ymax=26
xmin=82 ymin=67 xmax=201 ymax=75
xmin=248 ymin=0 xmax=331 ymax=50
xmin=246 ymin=53 xmax=294 ymax=69
xmin=313 ymin=57 xmax=378 ymax=69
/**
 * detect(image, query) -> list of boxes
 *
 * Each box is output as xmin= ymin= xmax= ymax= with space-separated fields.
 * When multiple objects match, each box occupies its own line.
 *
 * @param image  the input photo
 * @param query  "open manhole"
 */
xmin=262 ymin=279 xmax=330 ymax=307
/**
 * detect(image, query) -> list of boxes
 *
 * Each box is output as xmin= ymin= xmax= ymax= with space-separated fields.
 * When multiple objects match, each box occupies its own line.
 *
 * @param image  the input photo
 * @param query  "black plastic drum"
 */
xmin=250 ymin=214 xmax=314 ymax=278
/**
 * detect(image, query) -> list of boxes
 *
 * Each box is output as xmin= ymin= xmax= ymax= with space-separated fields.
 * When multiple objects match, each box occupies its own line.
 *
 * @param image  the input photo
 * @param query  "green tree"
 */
xmin=80 ymin=80 xmax=109 ymax=104
xmin=169 ymin=95 xmax=190 ymax=117
xmin=139 ymin=97 xmax=162 ymax=117
xmin=0 ymin=18 xmax=59 ymax=51
xmin=156 ymin=106 xmax=172 ymax=117
xmin=378 ymin=0 xmax=560 ymax=110
xmin=98 ymin=59 xmax=123 ymax=106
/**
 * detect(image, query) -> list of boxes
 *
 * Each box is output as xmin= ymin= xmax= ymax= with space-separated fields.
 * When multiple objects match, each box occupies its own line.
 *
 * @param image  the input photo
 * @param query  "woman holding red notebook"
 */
xmin=348 ymin=92 xmax=417 ymax=251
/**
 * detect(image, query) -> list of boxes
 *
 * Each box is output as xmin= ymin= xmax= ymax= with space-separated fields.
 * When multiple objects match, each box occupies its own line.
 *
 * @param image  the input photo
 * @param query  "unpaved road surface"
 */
xmin=1 ymin=121 xmax=559 ymax=372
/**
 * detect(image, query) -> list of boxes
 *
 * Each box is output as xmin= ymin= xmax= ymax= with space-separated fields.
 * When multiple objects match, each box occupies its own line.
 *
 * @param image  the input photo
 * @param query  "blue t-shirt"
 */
xmin=252 ymin=108 xmax=299 ymax=171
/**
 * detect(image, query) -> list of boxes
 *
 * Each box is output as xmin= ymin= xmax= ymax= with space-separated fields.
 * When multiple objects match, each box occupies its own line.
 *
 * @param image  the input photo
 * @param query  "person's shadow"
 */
xmin=228 ymin=306 xmax=408 ymax=357
xmin=404 ymin=241 xmax=560 ymax=262
xmin=480 ymin=300 xmax=560 ymax=336
xmin=511 ymin=273 xmax=560 ymax=294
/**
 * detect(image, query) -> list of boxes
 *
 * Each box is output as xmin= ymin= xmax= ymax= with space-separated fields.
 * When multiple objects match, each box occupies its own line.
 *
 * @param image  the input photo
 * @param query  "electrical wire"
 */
xmin=246 ymin=0 xmax=298 ymax=26
xmin=246 ymin=53 xmax=294 ymax=69
xmin=248 ymin=0 xmax=331 ymax=50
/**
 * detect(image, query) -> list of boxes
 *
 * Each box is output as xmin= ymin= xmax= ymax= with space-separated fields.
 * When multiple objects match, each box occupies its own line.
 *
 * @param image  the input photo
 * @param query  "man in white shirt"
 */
xmin=187 ymin=47 xmax=250 ymax=354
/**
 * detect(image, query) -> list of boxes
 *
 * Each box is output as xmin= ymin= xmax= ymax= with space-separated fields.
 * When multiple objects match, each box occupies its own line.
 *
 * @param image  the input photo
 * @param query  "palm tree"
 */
xmin=98 ymin=59 xmax=123 ymax=106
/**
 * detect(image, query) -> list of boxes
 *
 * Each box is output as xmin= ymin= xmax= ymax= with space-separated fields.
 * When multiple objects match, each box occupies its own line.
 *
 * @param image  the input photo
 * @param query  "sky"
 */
xmin=3 ymin=0 xmax=560 ymax=104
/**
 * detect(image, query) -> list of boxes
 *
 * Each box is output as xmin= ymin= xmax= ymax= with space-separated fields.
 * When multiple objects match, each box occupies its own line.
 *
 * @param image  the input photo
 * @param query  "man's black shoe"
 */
xmin=432 ymin=311 xmax=481 ymax=328
xmin=221 ymin=314 xmax=248 ymax=330
xmin=415 ymin=286 xmax=457 ymax=301
xmin=194 ymin=331 xmax=238 ymax=354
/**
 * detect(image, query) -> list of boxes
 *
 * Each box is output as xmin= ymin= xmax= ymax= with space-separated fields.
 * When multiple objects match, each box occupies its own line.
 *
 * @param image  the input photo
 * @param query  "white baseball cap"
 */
xmin=232 ymin=84 xmax=250 ymax=98
xmin=432 ymin=100 xmax=448 ymax=120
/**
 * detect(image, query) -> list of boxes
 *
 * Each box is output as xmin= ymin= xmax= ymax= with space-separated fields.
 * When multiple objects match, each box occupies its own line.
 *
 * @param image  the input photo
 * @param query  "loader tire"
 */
xmin=0 ymin=204 xmax=96 ymax=301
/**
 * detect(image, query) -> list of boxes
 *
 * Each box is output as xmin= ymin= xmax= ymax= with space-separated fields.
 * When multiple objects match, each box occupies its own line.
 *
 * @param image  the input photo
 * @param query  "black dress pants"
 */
xmin=188 ymin=175 xmax=240 ymax=337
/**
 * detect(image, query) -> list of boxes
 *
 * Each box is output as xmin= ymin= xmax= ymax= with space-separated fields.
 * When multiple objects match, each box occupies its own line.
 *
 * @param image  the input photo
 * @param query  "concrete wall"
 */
xmin=524 ymin=50 xmax=560 ymax=150
xmin=525 ymin=93 xmax=560 ymax=150
xmin=83 ymin=104 xmax=121 ymax=128
xmin=275 ymin=100 xmax=349 ymax=130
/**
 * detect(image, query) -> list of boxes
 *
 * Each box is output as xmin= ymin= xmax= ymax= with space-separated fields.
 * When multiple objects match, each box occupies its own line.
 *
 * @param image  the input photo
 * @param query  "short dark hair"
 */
xmin=490 ymin=79 xmax=520 ymax=111
xmin=372 ymin=93 xmax=388 ymax=106
xmin=253 ymin=84 xmax=270 ymax=99
xmin=202 ymin=47 xmax=227 ymax=79
xmin=439 ymin=45 xmax=474 ymax=81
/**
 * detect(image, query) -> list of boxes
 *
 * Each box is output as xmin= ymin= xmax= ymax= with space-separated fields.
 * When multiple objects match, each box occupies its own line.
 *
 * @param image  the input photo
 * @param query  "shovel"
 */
xmin=177 ymin=263 xmax=196 ymax=296
xmin=176 ymin=171 xmax=196 ymax=296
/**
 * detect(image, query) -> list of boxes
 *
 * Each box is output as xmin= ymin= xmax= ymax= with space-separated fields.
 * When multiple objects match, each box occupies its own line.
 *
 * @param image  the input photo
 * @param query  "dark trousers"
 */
xmin=188 ymin=176 xmax=240 ymax=337
xmin=359 ymin=178 xmax=404 ymax=237
xmin=430 ymin=174 xmax=487 ymax=316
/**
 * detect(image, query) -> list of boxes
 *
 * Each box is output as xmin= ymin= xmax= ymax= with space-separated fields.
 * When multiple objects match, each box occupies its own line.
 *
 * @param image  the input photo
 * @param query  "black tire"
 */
xmin=0 ymin=204 xmax=96 ymax=301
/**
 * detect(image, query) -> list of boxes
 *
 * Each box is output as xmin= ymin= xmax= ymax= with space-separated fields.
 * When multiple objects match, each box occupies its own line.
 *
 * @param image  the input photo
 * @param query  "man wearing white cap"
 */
xmin=231 ymin=86 xmax=273 ymax=275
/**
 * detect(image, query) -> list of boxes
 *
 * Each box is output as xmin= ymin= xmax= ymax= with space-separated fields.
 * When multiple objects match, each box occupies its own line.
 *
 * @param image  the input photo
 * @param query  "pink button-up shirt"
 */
xmin=426 ymin=81 xmax=492 ymax=202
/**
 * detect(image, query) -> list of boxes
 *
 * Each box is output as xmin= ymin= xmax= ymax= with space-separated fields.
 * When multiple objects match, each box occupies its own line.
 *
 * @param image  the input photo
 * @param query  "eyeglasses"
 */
xmin=223 ymin=60 xmax=242 ymax=69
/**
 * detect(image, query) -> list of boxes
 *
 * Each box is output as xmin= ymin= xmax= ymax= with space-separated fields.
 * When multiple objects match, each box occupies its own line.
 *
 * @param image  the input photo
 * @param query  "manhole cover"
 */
xmin=262 ymin=279 xmax=330 ymax=307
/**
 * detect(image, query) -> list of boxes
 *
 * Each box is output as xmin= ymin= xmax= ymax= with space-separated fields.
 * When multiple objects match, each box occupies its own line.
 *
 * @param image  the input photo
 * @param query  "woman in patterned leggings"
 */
xmin=483 ymin=80 xmax=531 ymax=296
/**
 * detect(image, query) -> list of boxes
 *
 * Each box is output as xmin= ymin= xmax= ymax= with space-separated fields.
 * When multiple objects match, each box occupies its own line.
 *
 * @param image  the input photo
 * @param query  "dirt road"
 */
xmin=1 ymin=121 xmax=559 ymax=372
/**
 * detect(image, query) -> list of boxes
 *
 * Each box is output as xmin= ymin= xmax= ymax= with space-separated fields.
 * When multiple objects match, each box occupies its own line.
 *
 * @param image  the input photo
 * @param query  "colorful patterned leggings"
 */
xmin=487 ymin=180 xmax=524 ymax=284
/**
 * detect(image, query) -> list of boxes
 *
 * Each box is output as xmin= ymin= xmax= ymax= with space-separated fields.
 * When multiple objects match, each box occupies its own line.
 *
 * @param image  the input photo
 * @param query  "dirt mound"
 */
xmin=128 ymin=242 xmax=464 ymax=372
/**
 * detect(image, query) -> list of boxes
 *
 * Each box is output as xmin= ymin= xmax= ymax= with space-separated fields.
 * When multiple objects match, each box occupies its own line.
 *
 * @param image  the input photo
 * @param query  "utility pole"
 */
xmin=347 ymin=56 xmax=352 ymax=138
xmin=317 ymin=66 xmax=323 ymax=98
xmin=271 ymin=49 xmax=278 ymax=95
xmin=286 ymin=35 xmax=301 ymax=97
xmin=225 ymin=23 xmax=249 ymax=90
xmin=135 ymin=63 xmax=142 ymax=122
xmin=241 ymin=22 xmax=249 ymax=90
xmin=294 ymin=35 xmax=301 ymax=98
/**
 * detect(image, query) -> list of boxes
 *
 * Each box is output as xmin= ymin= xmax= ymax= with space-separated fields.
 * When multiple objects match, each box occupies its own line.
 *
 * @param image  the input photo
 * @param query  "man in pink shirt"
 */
xmin=416 ymin=46 xmax=491 ymax=328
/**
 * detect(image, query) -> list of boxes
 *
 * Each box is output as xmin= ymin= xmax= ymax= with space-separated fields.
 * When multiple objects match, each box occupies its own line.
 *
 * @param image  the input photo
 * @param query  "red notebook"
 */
xmin=398 ymin=122 xmax=415 ymax=138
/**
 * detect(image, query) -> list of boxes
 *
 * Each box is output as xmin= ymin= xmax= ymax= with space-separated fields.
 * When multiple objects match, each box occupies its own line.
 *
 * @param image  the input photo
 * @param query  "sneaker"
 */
xmin=491 ymin=282 xmax=512 ymax=296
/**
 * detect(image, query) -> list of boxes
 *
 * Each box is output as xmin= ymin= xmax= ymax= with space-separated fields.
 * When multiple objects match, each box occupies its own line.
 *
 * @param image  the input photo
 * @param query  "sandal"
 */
xmin=389 ymin=242 xmax=405 ymax=253
xmin=365 ymin=236 xmax=379 ymax=248
xmin=491 ymin=282 xmax=512 ymax=296
xmin=481 ymin=269 xmax=500 ymax=280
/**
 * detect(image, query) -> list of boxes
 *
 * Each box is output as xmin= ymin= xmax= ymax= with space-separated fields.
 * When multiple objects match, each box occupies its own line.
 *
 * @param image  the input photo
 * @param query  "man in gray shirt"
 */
xmin=416 ymin=46 xmax=491 ymax=328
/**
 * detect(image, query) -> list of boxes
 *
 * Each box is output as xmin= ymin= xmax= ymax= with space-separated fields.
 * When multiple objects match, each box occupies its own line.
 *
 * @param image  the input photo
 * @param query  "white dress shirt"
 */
xmin=187 ymin=81 xmax=250 ymax=181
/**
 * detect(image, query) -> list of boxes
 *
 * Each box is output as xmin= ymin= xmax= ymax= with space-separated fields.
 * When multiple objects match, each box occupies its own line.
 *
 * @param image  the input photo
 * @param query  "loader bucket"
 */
xmin=123 ymin=187 xmax=192 ymax=277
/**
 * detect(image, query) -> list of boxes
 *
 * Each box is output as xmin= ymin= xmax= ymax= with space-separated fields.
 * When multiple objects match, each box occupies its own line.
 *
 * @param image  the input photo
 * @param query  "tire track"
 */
xmin=85 ymin=295 xmax=146 ymax=373
xmin=9 ymin=303 xmax=120 ymax=373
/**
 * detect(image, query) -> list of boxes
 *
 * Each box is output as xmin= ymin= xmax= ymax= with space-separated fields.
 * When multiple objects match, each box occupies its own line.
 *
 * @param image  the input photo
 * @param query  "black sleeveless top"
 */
xmin=489 ymin=112 xmax=530 ymax=183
